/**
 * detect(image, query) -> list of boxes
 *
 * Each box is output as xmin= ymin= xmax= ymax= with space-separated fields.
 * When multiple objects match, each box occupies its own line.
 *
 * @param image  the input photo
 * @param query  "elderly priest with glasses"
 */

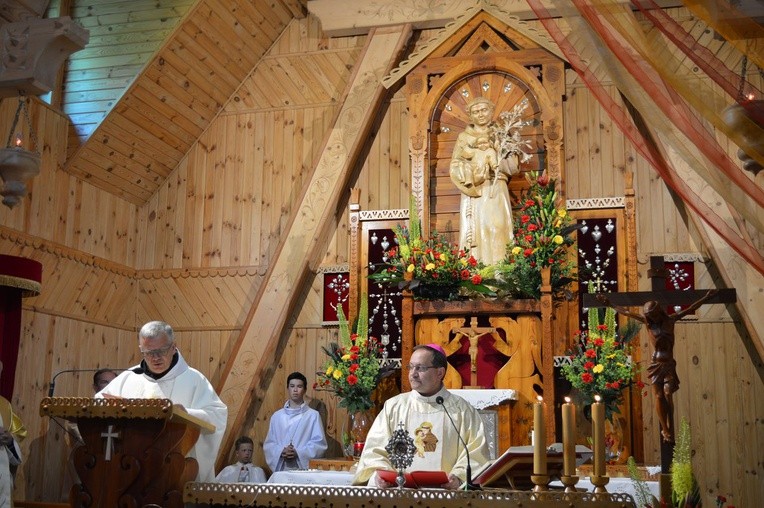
xmin=353 ymin=344 xmax=490 ymax=489
xmin=95 ymin=320 xmax=228 ymax=481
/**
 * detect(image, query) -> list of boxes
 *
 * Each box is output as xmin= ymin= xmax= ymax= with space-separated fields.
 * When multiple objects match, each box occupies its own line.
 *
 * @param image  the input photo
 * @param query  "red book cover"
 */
xmin=377 ymin=469 xmax=449 ymax=488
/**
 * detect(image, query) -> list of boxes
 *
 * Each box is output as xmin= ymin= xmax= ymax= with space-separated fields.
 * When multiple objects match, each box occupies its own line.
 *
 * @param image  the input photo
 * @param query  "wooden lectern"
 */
xmin=40 ymin=397 xmax=215 ymax=508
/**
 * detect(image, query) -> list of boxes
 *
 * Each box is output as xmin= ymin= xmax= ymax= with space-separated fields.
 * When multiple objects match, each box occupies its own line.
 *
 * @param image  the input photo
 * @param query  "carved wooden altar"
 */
xmin=40 ymin=397 xmax=215 ymax=508
xmin=184 ymin=482 xmax=636 ymax=508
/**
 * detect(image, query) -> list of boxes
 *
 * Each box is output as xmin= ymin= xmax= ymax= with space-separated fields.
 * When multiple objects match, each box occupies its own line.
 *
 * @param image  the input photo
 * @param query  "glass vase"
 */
xmin=342 ymin=409 xmax=373 ymax=459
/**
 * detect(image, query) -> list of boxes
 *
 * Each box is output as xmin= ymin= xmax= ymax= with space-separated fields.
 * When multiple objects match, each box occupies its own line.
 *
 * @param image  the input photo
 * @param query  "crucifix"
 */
xmin=101 ymin=424 xmax=120 ymax=461
xmin=450 ymin=317 xmax=495 ymax=388
xmin=583 ymin=255 xmax=736 ymax=476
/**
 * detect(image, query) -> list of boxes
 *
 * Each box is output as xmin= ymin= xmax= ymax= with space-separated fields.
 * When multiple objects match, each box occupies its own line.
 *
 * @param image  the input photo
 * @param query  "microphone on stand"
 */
xmin=436 ymin=395 xmax=481 ymax=491
xmin=48 ymin=367 xmax=125 ymax=397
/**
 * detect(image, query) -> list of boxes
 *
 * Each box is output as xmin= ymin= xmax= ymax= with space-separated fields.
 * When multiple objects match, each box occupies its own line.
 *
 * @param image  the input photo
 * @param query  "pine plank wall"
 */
xmin=0 ymin=10 xmax=761 ymax=506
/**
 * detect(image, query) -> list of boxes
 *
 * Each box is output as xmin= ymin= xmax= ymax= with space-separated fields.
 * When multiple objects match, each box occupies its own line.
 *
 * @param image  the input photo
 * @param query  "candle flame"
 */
xmin=537 ymin=395 xmax=543 ymax=402
xmin=14 ymin=133 xmax=22 ymax=147
xmin=746 ymin=93 xmax=755 ymax=101
xmin=594 ymin=394 xmax=601 ymax=402
xmin=564 ymin=396 xmax=571 ymax=403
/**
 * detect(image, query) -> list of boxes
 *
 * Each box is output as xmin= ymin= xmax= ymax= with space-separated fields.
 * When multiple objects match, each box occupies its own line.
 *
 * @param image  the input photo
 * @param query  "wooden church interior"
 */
xmin=0 ymin=0 xmax=762 ymax=505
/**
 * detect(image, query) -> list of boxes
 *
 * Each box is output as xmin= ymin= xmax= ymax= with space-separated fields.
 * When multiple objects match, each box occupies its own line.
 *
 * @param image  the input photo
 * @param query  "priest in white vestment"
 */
xmin=96 ymin=321 xmax=228 ymax=482
xmin=263 ymin=372 xmax=327 ymax=472
xmin=353 ymin=344 xmax=490 ymax=489
xmin=0 ymin=361 xmax=25 ymax=508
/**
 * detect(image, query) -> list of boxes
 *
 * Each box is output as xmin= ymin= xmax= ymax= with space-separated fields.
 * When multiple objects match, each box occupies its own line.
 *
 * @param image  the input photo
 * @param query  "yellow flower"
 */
xmin=325 ymin=366 xmax=334 ymax=376
xmin=425 ymin=262 xmax=435 ymax=271
xmin=333 ymin=369 xmax=343 ymax=380
xmin=341 ymin=354 xmax=351 ymax=361
xmin=440 ymin=253 xmax=448 ymax=262
xmin=459 ymin=258 xmax=468 ymax=267
xmin=553 ymin=235 xmax=564 ymax=245
xmin=512 ymin=246 xmax=522 ymax=255
xmin=616 ymin=362 xmax=625 ymax=367
xmin=593 ymin=364 xmax=604 ymax=374
xmin=407 ymin=264 xmax=415 ymax=273
xmin=558 ymin=208 xmax=567 ymax=218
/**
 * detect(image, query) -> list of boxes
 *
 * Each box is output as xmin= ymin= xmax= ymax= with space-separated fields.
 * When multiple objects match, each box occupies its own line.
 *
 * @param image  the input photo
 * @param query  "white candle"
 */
xmin=533 ymin=396 xmax=546 ymax=475
xmin=592 ymin=395 xmax=605 ymax=477
xmin=562 ymin=397 xmax=575 ymax=476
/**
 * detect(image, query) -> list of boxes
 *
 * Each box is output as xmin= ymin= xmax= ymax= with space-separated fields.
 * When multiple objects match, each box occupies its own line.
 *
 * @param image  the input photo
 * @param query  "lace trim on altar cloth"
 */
xmin=450 ymin=389 xmax=517 ymax=410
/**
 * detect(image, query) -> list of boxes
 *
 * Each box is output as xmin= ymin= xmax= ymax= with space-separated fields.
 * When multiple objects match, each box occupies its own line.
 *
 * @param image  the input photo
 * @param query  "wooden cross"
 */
xmin=450 ymin=317 xmax=495 ymax=388
xmin=582 ymin=255 xmax=736 ymax=477
xmin=101 ymin=424 xmax=120 ymax=461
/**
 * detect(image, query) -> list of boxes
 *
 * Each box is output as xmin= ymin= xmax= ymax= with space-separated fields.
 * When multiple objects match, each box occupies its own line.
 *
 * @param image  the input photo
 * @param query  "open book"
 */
xmin=473 ymin=444 xmax=593 ymax=488
xmin=377 ymin=469 xmax=449 ymax=488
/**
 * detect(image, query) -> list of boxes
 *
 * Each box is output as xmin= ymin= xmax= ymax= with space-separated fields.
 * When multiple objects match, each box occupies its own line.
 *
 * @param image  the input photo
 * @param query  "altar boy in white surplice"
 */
xmin=353 ymin=344 xmax=490 ymax=489
xmin=263 ymin=372 xmax=327 ymax=472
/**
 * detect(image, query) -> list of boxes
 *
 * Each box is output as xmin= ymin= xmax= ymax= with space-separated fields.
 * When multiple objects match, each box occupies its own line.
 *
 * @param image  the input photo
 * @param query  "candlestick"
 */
xmin=533 ymin=396 xmax=546 ymax=475
xmin=592 ymin=395 xmax=606 ymax=477
xmin=562 ymin=397 xmax=575 ymax=476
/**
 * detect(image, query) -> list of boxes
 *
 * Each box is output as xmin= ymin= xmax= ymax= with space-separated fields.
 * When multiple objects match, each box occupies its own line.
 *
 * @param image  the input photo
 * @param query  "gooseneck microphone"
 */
xmin=48 ymin=367 xmax=125 ymax=396
xmin=436 ymin=395 xmax=481 ymax=490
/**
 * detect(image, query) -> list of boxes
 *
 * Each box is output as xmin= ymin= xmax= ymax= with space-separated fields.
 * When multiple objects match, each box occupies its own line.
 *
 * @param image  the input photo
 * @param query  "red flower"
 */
xmin=593 ymin=338 xmax=604 ymax=347
xmin=581 ymin=372 xmax=593 ymax=383
xmin=584 ymin=361 xmax=595 ymax=370
xmin=346 ymin=374 xmax=358 ymax=385
xmin=611 ymin=381 xmax=620 ymax=389
xmin=461 ymin=269 xmax=470 ymax=280
xmin=349 ymin=363 xmax=359 ymax=373
xmin=521 ymin=214 xmax=531 ymax=223
xmin=468 ymin=256 xmax=478 ymax=267
xmin=636 ymin=380 xmax=645 ymax=389
xmin=350 ymin=333 xmax=358 ymax=342
xmin=525 ymin=199 xmax=535 ymax=207
xmin=537 ymin=172 xmax=550 ymax=186
xmin=527 ymin=224 xmax=538 ymax=232
xmin=349 ymin=353 xmax=358 ymax=361
xmin=350 ymin=345 xmax=360 ymax=353
xmin=597 ymin=324 xmax=608 ymax=331
xmin=471 ymin=274 xmax=482 ymax=284
xmin=525 ymin=235 xmax=533 ymax=242
xmin=523 ymin=248 xmax=534 ymax=257
xmin=585 ymin=349 xmax=597 ymax=358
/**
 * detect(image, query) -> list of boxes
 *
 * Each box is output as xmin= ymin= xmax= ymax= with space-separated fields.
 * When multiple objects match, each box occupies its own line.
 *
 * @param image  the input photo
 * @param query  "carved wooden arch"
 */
xmin=406 ymin=53 xmax=565 ymax=236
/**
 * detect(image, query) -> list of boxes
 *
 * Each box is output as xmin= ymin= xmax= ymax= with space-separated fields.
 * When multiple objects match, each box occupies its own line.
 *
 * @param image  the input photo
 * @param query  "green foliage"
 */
xmin=627 ymin=456 xmax=660 ymax=508
xmin=368 ymin=196 xmax=495 ymax=299
xmin=671 ymin=418 xmax=701 ymax=507
xmin=490 ymin=171 xmax=579 ymax=299
xmin=561 ymin=303 xmax=642 ymax=421
xmin=315 ymin=301 xmax=391 ymax=413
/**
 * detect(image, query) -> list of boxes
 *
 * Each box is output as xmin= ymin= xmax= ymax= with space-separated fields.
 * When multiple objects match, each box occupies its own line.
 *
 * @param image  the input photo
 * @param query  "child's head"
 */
xmin=235 ymin=436 xmax=254 ymax=464
xmin=287 ymin=371 xmax=308 ymax=405
xmin=474 ymin=136 xmax=491 ymax=150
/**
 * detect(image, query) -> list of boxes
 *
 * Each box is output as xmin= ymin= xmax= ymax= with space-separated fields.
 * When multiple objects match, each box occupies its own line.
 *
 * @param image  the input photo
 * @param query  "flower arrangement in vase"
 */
xmin=561 ymin=302 xmax=643 ymax=421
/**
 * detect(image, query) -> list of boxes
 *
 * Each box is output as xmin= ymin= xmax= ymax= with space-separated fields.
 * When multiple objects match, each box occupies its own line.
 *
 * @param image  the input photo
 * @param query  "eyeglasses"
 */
xmin=140 ymin=344 xmax=175 ymax=358
xmin=406 ymin=364 xmax=438 ymax=373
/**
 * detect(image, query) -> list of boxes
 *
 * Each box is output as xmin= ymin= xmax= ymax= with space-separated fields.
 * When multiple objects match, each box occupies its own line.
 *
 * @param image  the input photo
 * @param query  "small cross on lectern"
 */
xmin=101 ymin=424 xmax=120 ymax=461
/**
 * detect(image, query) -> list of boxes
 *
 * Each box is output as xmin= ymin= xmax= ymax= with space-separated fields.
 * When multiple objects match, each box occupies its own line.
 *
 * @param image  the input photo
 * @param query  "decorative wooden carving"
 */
xmin=41 ymin=397 xmax=213 ymax=508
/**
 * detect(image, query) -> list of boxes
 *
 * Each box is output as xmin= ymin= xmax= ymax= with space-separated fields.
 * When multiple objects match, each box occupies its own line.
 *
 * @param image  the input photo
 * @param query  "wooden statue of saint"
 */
xmin=596 ymin=289 xmax=718 ymax=442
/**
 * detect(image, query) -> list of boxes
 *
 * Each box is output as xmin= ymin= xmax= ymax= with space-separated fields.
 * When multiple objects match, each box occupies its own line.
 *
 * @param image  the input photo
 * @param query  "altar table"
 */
xmin=185 ymin=483 xmax=637 ymax=508
xmin=267 ymin=470 xmax=354 ymax=485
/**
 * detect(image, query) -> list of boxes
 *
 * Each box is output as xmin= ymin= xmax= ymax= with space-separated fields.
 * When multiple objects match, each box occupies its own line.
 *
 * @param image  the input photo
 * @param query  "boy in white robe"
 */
xmin=215 ymin=436 xmax=267 ymax=483
xmin=353 ymin=344 xmax=490 ymax=489
xmin=263 ymin=372 xmax=327 ymax=472
xmin=96 ymin=321 xmax=228 ymax=482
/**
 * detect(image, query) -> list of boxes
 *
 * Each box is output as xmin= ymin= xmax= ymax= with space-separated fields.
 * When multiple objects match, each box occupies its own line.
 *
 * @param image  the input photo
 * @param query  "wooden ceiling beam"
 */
xmin=213 ymin=23 xmax=413 ymax=469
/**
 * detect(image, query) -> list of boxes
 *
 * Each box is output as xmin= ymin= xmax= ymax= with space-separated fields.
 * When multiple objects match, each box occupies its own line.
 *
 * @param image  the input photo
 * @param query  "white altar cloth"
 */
xmin=268 ymin=470 xmax=355 ymax=486
xmin=449 ymin=389 xmax=517 ymax=409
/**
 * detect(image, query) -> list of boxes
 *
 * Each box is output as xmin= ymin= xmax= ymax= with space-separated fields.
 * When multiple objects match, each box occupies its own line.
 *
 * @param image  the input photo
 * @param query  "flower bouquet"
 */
xmin=314 ymin=299 xmax=393 ymax=413
xmin=561 ymin=303 xmax=642 ymax=421
xmin=491 ymin=171 xmax=580 ymax=300
xmin=368 ymin=197 xmax=495 ymax=300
